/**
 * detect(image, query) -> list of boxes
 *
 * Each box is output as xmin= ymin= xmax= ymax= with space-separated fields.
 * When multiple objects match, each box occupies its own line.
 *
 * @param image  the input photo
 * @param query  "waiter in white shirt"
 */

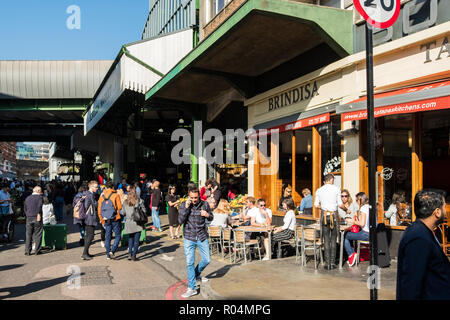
xmin=314 ymin=173 xmax=347 ymax=270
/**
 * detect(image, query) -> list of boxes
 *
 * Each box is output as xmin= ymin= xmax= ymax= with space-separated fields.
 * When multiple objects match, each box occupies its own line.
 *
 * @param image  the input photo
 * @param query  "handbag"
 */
xmin=350 ymin=224 xmax=360 ymax=233
xmin=132 ymin=204 xmax=147 ymax=224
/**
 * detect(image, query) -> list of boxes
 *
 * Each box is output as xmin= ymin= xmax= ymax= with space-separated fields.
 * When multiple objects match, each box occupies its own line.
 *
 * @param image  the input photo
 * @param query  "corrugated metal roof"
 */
xmin=0 ymin=60 xmax=113 ymax=99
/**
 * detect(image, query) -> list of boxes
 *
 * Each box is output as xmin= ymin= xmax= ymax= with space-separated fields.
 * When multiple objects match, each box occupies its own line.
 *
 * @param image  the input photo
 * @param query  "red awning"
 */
xmin=256 ymin=113 xmax=330 ymax=137
xmin=341 ymin=80 xmax=450 ymax=122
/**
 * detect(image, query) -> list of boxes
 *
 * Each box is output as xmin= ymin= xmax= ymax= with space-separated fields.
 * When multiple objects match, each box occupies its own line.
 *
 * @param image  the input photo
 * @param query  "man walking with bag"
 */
xmin=97 ymin=181 xmax=122 ymax=260
xmin=178 ymin=188 xmax=214 ymax=298
xmin=81 ymin=181 xmax=99 ymax=260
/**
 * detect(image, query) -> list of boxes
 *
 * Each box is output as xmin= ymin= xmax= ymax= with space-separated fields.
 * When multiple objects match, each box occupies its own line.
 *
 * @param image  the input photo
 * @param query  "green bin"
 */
xmin=42 ymin=224 xmax=67 ymax=250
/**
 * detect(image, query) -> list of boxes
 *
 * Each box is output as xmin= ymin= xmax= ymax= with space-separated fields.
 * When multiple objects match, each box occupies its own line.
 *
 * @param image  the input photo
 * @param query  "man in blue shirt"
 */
xmin=0 ymin=185 xmax=11 ymax=215
xmin=397 ymin=189 xmax=450 ymax=300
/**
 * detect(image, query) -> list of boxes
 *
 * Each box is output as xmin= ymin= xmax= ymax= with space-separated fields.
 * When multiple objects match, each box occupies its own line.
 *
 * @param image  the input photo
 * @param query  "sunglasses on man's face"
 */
xmin=259 ymin=204 xmax=266 ymax=207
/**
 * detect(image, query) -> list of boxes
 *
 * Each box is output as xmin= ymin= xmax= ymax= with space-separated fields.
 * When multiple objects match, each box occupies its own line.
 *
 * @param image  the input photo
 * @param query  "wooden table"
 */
xmin=235 ymin=225 xmax=274 ymax=260
xmin=307 ymin=223 xmax=351 ymax=269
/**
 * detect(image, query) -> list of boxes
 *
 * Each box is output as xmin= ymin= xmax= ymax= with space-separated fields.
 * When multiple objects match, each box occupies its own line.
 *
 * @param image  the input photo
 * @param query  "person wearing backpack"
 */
xmin=73 ymin=185 xmax=88 ymax=246
xmin=97 ymin=181 xmax=123 ymax=260
xmin=80 ymin=181 xmax=99 ymax=260
xmin=123 ymin=186 xmax=147 ymax=261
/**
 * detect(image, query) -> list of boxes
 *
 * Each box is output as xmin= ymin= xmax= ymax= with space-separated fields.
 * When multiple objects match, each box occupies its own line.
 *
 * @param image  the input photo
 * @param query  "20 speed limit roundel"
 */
xmin=354 ymin=0 xmax=401 ymax=29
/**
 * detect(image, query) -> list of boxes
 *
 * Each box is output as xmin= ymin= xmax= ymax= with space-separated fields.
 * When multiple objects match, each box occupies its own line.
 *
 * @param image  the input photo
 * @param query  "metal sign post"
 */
xmin=353 ymin=0 xmax=401 ymax=301
xmin=365 ymin=22 xmax=377 ymax=301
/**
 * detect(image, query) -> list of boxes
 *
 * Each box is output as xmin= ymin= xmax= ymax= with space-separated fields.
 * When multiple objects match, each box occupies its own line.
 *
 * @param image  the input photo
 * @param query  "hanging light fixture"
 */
xmin=179 ymin=118 xmax=184 ymax=124
xmin=158 ymin=128 xmax=164 ymax=133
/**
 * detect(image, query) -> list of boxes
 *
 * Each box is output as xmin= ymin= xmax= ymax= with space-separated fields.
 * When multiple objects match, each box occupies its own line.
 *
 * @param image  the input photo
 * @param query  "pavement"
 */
xmin=0 ymin=208 xmax=397 ymax=300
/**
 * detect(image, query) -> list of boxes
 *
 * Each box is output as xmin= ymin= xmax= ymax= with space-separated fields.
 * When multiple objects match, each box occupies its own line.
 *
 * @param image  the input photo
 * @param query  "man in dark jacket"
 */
xmin=397 ymin=189 xmax=450 ymax=300
xmin=80 ymin=181 xmax=99 ymax=260
xmin=178 ymin=188 xmax=214 ymax=298
xmin=151 ymin=180 xmax=163 ymax=232
xmin=24 ymin=186 xmax=43 ymax=255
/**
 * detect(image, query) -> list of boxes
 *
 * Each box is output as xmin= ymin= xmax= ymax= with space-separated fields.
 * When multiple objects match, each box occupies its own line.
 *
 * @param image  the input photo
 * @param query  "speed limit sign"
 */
xmin=354 ymin=0 xmax=401 ymax=29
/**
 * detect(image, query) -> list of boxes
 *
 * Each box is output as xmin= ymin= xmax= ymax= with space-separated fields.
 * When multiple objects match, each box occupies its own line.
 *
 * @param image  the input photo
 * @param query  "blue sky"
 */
xmin=0 ymin=1 xmax=149 ymax=60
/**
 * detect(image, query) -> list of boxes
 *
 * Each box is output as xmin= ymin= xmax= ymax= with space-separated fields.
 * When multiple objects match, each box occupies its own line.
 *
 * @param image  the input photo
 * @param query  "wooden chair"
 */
xmin=232 ymin=229 xmax=261 ymax=264
xmin=295 ymin=225 xmax=304 ymax=263
xmin=208 ymin=226 xmax=222 ymax=256
xmin=222 ymin=227 xmax=233 ymax=262
xmin=301 ymin=226 xmax=323 ymax=269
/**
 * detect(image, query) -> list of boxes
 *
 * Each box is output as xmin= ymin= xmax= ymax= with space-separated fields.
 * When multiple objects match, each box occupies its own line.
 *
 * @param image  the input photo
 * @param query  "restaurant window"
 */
xmin=276 ymin=128 xmax=313 ymax=209
xmin=294 ymin=128 xmax=313 ymax=199
xmin=380 ymin=114 xmax=413 ymax=226
xmin=318 ymin=116 xmax=342 ymax=186
xmin=422 ymin=109 xmax=450 ymax=198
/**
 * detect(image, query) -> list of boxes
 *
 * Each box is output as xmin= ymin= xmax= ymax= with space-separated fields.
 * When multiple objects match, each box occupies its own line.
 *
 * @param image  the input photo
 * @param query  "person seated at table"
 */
xmin=278 ymin=186 xmax=293 ymax=212
xmin=241 ymin=196 xmax=258 ymax=224
xmin=210 ymin=199 xmax=232 ymax=228
xmin=297 ymin=188 xmax=313 ymax=215
xmin=384 ymin=191 xmax=406 ymax=226
xmin=338 ymin=189 xmax=358 ymax=221
xmin=344 ymin=192 xmax=371 ymax=267
xmin=251 ymin=198 xmax=273 ymax=261
xmin=272 ymin=198 xmax=297 ymax=257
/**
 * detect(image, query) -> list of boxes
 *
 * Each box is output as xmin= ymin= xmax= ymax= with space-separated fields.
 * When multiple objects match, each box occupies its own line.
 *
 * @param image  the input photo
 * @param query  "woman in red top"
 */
xmin=200 ymin=186 xmax=208 ymax=201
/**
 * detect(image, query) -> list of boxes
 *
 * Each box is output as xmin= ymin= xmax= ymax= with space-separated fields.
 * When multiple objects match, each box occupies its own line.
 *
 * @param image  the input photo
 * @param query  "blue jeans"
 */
xmin=104 ymin=219 xmax=121 ymax=257
xmin=151 ymin=207 xmax=161 ymax=229
xmin=184 ymin=238 xmax=211 ymax=290
xmin=128 ymin=232 xmax=140 ymax=257
xmin=0 ymin=206 xmax=9 ymax=214
xmin=344 ymin=230 xmax=369 ymax=256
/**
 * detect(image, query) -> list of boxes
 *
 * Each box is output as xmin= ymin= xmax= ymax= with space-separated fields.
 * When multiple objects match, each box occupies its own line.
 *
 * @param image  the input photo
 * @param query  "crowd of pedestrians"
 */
xmin=3 ymin=174 xmax=449 ymax=300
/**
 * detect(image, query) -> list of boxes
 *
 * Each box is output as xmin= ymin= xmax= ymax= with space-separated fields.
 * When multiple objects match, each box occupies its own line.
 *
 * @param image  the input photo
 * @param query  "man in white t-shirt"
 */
xmin=243 ymin=197 xmax=258 ymax=222
xmin=314 ymin=173 xmax=347 ymax=270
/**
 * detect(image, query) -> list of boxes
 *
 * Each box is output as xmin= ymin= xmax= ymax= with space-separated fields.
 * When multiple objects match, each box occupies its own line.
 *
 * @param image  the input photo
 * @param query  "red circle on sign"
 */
xmin=354 ymin=0 xmax=401 ymax=29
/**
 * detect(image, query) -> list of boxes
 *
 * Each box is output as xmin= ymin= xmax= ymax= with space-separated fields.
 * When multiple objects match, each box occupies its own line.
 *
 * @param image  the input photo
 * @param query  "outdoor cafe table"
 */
xmin=235 ymin=225 xmax=274 ymax=260
xmin=307 ymin=223 xmax=351 ymax=269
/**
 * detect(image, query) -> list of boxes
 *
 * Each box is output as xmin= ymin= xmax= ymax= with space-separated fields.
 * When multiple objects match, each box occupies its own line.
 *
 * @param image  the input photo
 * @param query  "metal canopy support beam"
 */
xmin=0 ymin=99 xmax=89 ymax=111
xmin=189 ymin=67 xmax=255 ymax=98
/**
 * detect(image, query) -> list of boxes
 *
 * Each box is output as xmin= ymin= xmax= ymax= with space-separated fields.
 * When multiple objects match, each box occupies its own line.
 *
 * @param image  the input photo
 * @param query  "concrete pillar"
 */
xmin=113 ymin=138 xmax=123 ymax=184
xmin=190 ymin=117 xmax=199 ymax=184
xmin=342 ymin=121 xmax=360 ymax=198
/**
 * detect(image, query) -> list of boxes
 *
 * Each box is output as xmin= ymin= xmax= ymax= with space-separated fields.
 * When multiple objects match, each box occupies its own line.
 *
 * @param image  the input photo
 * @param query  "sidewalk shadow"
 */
xmin=0 ymin=275 xmax=68 ymax=299
xmin=0 ymin=264 xmax=24 ymax=272
xmin=137 ymin=243 xmax=180 ymax=260
xmin=114 ymin=242 xmax=165 ymax=260
xmin=205 ymin=264 xmax=235 ymax=280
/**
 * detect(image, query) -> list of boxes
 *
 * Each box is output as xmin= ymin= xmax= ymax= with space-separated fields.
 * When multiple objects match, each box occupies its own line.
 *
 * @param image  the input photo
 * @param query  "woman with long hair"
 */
xmin=123 ymin=187 xmax=147 ymax=261
xmin=165 ymin=185 xmax=181 ymax=239
xmin=338 ymin=189 xmax=358 ymax=220
xmin=272 ymin=198 xmax=297 ymax=257
xmin=210 ymin=199 xmax=232 ymax=228
xmin=344 ymin=192 xmax=371 ymax=267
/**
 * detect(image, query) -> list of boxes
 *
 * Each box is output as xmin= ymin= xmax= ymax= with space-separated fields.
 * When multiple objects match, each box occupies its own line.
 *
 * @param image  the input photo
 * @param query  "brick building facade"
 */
xmin=0 ymin=142 xmax=17 ymax=178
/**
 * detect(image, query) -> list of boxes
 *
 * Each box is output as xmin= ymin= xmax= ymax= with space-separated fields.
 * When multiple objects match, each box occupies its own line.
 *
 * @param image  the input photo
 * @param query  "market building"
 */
xmin=143 ymin=0 xmax=449 ymax=257
xmin=145 ymin=0 xmax=354 ymax=191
